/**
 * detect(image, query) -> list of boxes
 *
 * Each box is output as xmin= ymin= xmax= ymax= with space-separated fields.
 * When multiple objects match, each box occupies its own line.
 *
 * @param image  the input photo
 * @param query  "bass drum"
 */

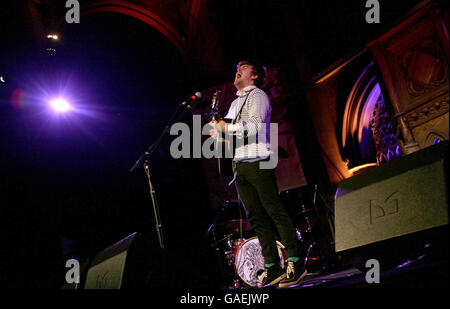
xmin=233 ymin=237 xmax=286 ymax=287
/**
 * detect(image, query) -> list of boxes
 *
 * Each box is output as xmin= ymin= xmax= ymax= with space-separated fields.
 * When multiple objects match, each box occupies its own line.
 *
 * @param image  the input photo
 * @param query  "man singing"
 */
xmin=210 ymin=60 xmax=307 ymax=288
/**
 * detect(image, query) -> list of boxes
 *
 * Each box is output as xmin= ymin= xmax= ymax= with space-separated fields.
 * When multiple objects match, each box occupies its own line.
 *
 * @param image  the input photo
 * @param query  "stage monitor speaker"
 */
xmin=84 ymin=232 xmax=162 ymax=289
xmin=335 ymin=141 xmax=448 ymax=266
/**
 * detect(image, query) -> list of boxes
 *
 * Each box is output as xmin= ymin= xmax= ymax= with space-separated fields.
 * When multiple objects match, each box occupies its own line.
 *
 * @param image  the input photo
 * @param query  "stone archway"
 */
xmin=341 ymin=61 xmax=401 ymax=174
xmin=81 ymin=0 xmax=187 ymax=62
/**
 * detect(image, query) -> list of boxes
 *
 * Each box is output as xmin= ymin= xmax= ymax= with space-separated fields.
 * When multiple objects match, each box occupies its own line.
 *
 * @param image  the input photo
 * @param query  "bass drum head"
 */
xmin=234 ymin=237 xmax=286 ymax=287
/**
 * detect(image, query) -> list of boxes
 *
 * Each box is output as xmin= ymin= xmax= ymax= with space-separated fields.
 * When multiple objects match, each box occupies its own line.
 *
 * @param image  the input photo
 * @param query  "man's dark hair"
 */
xmin=237 ymin=59 xmax=266 ymax=88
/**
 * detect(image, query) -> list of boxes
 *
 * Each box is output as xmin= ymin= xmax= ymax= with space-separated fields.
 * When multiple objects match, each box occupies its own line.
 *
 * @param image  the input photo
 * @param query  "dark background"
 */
xmin=0 ymin=0 xmax=424 ymax=288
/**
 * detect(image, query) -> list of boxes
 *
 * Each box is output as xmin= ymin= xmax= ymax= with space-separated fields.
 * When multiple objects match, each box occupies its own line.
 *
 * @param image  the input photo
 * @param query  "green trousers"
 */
xmin=235 ymin=161 xmax=300 ymax=265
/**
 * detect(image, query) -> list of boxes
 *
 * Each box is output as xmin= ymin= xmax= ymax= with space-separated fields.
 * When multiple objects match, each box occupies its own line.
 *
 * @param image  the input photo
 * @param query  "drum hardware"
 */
xmin=293 ymin=185 xmax=329 ymax=275
xmin=308 ymin=184 xmax=339 ymax=274
xmin=210 ymin=228 xmax=227 ymax=286
xmin=219 ymin=219 xmax=253 ymax=236
xmin=210 ymin=229 xmax=244 ymax=288
xmin=210 ymin=233 xmax=247 ymax=289
xmin=210 ymin=232 xmax=289 ymax=288
xmin=295 ymin=227 xmax=306 ymax=242
xmin=204 ymin=200 xmax=255 ymax=288
xmin=206 ymin=199 xmax=301 ymax=288
xmin=204 ymin=201 xmax=232 ymax=241
xmin=210 ymin=233 xmax=234 ymax=249
xmin=296 ymin=211 xmax=325 ymax=275
xmin=298 ymin=202 xmax=311 ymax=215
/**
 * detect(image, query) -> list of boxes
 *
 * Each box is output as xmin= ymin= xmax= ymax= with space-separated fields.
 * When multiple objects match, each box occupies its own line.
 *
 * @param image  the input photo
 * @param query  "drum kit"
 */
xmin=206 ymin=188 xmax=333 ymax=288
xmin=209 ymin=217 xmax=286 ymax=288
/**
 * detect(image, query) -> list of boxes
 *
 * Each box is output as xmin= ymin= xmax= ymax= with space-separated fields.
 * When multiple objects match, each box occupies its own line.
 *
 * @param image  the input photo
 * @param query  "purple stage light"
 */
xmin=50 ymin=98 xmax=71 ymax=112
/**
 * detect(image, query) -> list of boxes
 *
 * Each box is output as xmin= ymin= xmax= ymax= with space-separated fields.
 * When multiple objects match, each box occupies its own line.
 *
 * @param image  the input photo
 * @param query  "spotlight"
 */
xmin=50 ymin=98 xmax=71 ymax=112
xmin=47 ymin=34 xmax=59 ymax=40
xmin=0 ymin=76 xmax=5 ymax=83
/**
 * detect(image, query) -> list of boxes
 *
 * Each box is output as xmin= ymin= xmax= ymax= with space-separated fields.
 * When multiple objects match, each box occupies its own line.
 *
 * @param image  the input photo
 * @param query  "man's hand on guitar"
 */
xmin=209 ymin=116 xmax=226 ymax=138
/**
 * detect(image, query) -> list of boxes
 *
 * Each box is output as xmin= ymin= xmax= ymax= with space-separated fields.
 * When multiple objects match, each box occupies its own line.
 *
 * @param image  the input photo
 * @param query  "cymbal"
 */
xmin=219 ymin=219 xmax=253 ymax=234
xmin=297 ymin=208 xmax=312 ymax=214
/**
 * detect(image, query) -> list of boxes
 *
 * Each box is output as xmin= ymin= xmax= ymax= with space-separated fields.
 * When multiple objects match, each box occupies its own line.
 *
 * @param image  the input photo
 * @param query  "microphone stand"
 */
xmin=129 ymin=101 xmax=192 ymax=249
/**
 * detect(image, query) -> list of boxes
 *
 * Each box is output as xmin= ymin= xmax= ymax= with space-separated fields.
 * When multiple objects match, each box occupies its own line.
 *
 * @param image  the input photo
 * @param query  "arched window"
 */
xmin=341 ymin=62 xmax=401 ymax=175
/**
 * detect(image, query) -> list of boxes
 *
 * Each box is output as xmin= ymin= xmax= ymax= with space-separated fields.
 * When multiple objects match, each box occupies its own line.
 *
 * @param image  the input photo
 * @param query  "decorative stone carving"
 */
xmin=406 ymin=94 xmax=449 ymax=128
xmin=369 ymin=96 xmax=401 ymax=165
xmin=397 ymin=37 xmax=448 ymax=98
xmin=367 ymin=0 xmax=448 ymax=152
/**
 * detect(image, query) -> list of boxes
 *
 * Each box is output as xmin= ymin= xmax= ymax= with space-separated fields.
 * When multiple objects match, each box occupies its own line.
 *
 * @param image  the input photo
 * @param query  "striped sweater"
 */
xmin=224 ymin=85 xmax=273 ymax=162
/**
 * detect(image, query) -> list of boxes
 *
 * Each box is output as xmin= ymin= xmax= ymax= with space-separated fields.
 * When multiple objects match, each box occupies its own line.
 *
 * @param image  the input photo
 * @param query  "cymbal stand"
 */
xmin=299 ymin=185 xmax=327 ymax=275
xmin=204 ymin=201 xmax=230 ymax=240
xmin=211 ymin=228 xmax=227 ymax=286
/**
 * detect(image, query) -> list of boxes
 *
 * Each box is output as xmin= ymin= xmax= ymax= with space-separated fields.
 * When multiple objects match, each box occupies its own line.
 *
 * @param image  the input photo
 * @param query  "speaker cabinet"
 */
xmin=335 ymin=142 xmax=448 ymax=267
xmin=84 ymin=232 xmax=161 ymax=289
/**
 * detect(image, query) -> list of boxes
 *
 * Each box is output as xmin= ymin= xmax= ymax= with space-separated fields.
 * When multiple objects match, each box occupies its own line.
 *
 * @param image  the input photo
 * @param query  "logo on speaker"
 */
xmin=369 ymin=191 xmax=399 ymax=224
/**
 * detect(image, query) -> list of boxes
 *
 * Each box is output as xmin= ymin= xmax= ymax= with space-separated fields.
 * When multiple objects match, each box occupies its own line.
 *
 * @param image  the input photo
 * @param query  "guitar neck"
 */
xmin=210 ymin=90 xmax=222 ymax=120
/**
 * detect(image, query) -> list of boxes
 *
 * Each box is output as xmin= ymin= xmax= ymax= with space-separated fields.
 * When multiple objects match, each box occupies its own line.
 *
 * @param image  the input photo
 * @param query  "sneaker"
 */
xmin=258 ymin=265 xmax=286 ymax=287
xmin=278 ymin=260 xmax=307 ymax=288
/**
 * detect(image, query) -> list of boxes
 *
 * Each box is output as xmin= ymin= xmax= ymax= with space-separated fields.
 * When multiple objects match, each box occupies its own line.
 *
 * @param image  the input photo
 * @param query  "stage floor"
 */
xmin=281 ymin=258 xmax=448 ymax=289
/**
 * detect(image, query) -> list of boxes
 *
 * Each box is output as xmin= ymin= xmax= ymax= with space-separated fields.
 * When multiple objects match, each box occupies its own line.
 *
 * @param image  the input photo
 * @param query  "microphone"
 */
xmin=181 ymin=91 xmax=202 ymax=108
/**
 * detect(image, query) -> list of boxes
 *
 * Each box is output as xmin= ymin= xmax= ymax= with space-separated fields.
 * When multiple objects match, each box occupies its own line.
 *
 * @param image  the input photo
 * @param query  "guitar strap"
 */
xmin=227 ymin=89 xmax=256 ymax=186
xmin=231 ymin=88 xmax=255 ymax=125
